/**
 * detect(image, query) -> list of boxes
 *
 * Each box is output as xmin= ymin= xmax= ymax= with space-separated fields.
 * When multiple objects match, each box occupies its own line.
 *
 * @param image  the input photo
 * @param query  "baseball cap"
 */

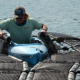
xmin=14 ymin=6 xmax=26 ymax=18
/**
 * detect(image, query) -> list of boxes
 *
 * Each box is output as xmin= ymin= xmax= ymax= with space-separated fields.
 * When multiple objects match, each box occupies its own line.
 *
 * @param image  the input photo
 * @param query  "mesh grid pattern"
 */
xmin=33 ymin=72 xmax=67 ymax=80
xmin=32 ymin=63 xmax=73 ymax=80
xmin=0 ymin=33 xmax=80 ymax=80
xmin=65 ymin=40 xmax=80 ymax=46
xmin=0 ymin=74 xmax=20 ymax=80
xmin=51 ymin=51 xmax=80 ymax=63
xmin=0 ymin=54 xmax=23 ymax=80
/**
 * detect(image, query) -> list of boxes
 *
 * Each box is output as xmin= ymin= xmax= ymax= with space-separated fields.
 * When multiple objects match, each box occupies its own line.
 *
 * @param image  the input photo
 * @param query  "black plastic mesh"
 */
xmin=51 ymin=51 xmax=80 ymax=63
xmin=0 ymin=54 xmax=23 ymax=80
xmin=34 ymin=63 xmax=73 ymax=72
xmin=0 ymin=39 xmax=4 ymax=53
xmin=0 ymin=73 xmax=20 ymax=80
xmin=64 ymin=40 xmax=80 ymax=46
xmin=0 ymin=33 xmax=80 ymax=80
xmin=31 ymin=46 xmax=80 ymax=80
xmin=33 ymin=72 xmax=67 ymax=80
xmin=32 ymin=62 xmax=74 ymax=80
xmin=0 ymin=56 xmax=19 ymax=63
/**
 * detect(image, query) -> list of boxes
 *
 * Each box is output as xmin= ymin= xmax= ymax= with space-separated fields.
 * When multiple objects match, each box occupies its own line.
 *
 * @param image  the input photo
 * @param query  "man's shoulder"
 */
xmin=2 ymin=18 xmax=14 ymax=23
xmin=28 ymin=18 xmax=37 ymax=22
xmin=5 ymin=18 xmax=14 ymax=22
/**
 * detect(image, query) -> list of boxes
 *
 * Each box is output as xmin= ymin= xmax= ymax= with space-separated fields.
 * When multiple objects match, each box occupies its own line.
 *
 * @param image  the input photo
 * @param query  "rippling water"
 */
xmin=0 ymin=0 xmax=80 ymax=37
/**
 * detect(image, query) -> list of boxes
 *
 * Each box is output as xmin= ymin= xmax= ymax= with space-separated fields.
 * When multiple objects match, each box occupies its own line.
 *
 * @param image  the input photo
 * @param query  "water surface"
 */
xmin=0 ymin=0 xmax=80 ymax=37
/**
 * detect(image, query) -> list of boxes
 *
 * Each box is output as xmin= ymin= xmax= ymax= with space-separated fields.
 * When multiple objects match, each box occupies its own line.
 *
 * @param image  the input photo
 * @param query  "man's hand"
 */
xmin=41 ymin=24 xmax=48 ymax=34
xmin=41 ymin=29 xmax=47 ymax=34
xmin=0 ymin=30 xmax=6 ymax=39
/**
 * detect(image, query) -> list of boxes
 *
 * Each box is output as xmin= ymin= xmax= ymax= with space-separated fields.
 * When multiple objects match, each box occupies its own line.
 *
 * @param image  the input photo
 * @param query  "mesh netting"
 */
xmin=30 ymin=33 xmax=80 ymax=80
xmin=0 ymin=73 xmax=20 ymax=80
xmin=0 ymin=54 xmax=23 ymax=80
xmin=31 ymin=62 xmax=74 ymax=80
xmin=0 ymin=54 xmax=22 ymax=63
xmin=33 ymin=72 xmax=67 ymax=80
xmin=0 ymin=33 xmax=80 ymax=80
xmin=51 ymin=51 xmax=80 ymax=63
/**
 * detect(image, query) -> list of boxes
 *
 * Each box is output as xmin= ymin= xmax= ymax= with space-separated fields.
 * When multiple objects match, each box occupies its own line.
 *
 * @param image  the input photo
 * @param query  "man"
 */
xmin=0 ymin=6 xmax=48 ymax=44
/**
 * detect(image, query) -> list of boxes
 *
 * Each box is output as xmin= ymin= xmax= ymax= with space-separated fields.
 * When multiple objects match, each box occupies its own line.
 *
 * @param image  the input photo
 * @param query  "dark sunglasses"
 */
xmin=16 ymin=18 xmax=23 ymax=19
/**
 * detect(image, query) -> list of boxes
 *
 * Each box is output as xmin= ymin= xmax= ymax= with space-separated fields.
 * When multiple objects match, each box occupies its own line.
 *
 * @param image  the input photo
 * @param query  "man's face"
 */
xmin=15 ymin=16 xmax=25 ymax=24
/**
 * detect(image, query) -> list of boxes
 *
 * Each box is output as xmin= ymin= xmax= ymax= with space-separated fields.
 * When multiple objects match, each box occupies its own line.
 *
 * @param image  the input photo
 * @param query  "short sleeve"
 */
xmin=32 ymin=19 xmax=42 ymax=30
xmin=0 ymin=19 xmax=11 ymax=30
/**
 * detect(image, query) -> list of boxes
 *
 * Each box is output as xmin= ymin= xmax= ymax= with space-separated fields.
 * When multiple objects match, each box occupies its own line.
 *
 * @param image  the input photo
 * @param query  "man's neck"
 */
xmin=15 ymin=20 xmax=26 ymax=26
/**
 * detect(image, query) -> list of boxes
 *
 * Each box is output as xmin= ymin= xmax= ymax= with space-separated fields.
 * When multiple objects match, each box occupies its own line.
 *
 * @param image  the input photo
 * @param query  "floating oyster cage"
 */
xmin=0 ymin=32 xmax=80 ymax=80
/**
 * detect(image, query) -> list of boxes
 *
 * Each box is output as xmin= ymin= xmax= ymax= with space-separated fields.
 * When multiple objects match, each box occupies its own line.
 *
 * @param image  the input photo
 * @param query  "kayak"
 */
xmin=2 ymin=32 xmax=58 ymax=65
xmin=8 ymin=37 xmax=48 ymax=64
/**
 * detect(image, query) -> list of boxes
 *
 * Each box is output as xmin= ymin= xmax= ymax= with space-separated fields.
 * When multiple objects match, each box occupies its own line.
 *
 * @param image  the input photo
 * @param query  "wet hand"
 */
xmin=0 ymin=31 xmax=6 ymax=39
xmin=41 ymin=29 xmax=47 ymax=34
